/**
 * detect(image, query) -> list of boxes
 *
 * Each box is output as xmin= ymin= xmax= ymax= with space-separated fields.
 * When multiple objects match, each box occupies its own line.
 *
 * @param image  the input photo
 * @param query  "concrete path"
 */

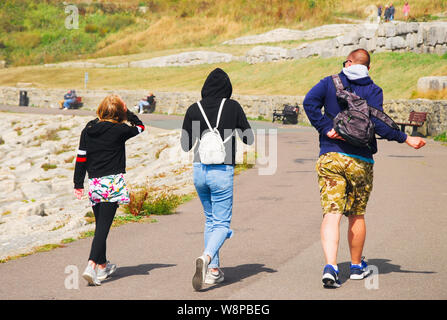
xmin=0 ymin=105 xmax=446 ymax=300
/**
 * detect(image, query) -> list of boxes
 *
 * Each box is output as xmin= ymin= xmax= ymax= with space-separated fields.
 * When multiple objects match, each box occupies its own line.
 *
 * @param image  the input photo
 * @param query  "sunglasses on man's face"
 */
xmin=343 ymin=59 xmax=352 ymax=67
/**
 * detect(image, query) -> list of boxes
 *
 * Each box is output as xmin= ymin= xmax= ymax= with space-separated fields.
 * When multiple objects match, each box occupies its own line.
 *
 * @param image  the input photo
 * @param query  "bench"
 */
xmin=396 ymin=111 xmax=428 ymax=136
xmin=272 ymin=104 xmax=299 ymax=124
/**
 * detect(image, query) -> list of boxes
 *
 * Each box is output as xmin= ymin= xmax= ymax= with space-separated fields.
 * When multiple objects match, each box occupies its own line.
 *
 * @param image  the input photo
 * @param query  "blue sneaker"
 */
xmin=322 ymin=264 xmax=341 ymax=288
xmin=350 ymin=257 xmax=372 ymax=280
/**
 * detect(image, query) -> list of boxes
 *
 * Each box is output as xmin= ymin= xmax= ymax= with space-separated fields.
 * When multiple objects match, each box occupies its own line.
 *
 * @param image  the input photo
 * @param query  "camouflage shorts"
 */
xmin=316 ymin=152 xmax=374 ymax=216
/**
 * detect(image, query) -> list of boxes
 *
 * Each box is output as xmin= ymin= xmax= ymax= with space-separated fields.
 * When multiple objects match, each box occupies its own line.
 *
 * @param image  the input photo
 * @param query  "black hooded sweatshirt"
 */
xmin=181 ymin=68 xmax=254 ymax=165
xmin=73 ymin=111 xmax=144 ymax=189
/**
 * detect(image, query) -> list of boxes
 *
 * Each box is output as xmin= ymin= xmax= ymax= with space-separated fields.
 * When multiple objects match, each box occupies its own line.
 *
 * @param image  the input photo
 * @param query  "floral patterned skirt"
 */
xmin=88 ymin=173 xmax=130 ymax=207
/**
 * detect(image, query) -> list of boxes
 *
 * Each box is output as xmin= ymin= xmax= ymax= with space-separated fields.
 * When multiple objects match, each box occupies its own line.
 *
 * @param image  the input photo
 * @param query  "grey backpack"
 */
xmin=330 ymin=74 xmax=399 ymax=149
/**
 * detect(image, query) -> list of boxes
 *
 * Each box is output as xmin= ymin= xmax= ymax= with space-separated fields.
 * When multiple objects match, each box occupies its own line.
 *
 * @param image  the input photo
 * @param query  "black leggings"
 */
xmin=88 ymin=202 xmax=118 ymax=265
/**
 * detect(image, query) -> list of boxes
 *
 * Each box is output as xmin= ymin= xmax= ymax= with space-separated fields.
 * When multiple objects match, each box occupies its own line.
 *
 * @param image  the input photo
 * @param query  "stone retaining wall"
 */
xmin=1 ymin=86 xmax=446 ymax=135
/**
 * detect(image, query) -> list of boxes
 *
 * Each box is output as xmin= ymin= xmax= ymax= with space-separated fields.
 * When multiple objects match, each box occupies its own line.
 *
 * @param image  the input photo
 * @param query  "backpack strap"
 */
xmin=196 ymin=101 xmax=214 ymax=132
xmin=331 ymin=74 xmax=345 ymax=91
xmin=216 ymin=98 xmax=233 ymax=143
xmin=369 ymin=106 xmax=400 ymax=130
xmin=215 ymin=98 xmax=226 ymax=130
xmin=197 ymin=98 xmax=233 ymax=143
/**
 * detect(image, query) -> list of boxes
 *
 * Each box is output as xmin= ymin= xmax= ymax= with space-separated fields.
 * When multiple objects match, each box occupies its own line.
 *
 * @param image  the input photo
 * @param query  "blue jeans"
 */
xmin=63 ymin=98 xmax=75 ymax=109
xmin=138 ymin=101 xmax=149 ymax=112
xmin=193 ymin=163 xmax=234 ymax=269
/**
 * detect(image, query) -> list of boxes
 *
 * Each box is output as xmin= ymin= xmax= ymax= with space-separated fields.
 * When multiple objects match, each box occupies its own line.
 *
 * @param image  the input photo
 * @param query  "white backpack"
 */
xmin=196 ymin=98 xmax=232 ymax=164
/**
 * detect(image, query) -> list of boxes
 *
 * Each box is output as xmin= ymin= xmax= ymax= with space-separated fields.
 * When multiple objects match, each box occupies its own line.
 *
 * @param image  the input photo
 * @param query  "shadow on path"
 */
xmin=200 ymin=263 xmax=277 ymax=292
xmin=337 ymin=258 xmax=436 ymax=284
xmin=103 ymin=263 xmax=176 ymax=283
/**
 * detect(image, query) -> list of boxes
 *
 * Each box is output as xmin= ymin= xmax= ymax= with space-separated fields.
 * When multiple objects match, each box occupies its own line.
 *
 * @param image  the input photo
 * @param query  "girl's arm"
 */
xmin=122 ymin=110 xmax=145 ymax=140
xmin=73 ymin=128 xmax=88 ymax=190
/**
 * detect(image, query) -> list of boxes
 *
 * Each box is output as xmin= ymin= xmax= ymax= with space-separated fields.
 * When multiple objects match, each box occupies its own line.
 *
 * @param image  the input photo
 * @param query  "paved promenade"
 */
xmin=0 ymin=105 xmax=446 ymax=299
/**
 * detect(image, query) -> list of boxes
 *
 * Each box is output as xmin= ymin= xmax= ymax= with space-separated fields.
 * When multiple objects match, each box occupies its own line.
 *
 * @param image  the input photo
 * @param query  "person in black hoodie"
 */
xmin=181 ymin=68 xmax=254 ymax=290
xmin=74 ymin=94 xmax=145 ymax=286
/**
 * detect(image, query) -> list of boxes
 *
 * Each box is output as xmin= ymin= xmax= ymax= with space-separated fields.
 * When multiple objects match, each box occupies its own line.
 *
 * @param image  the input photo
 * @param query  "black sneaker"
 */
xmin=322 ymin=264 xmax=341 ymax=288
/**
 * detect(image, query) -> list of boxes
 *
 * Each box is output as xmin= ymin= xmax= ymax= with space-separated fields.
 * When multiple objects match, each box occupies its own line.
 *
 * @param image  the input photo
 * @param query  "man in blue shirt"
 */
xmin=303 ymin=48 xmax=426 ymax=288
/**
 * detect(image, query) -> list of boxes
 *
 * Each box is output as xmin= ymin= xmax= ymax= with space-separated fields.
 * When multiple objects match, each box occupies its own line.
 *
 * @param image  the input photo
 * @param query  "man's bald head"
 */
xmin=347 ymin=49 xmax=371 ymax=67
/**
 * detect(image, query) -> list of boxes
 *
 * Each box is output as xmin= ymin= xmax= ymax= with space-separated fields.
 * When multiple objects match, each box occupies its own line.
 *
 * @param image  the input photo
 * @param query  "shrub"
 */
xmin=141 ymin=192 xmax=182 ymax=216
xmin=84 ymin=24 xmax=99 ymax=33
xmin=123 ymin=186 xmax=183 ymax=216
xmin=434 ymin=132 xmax=447 ymax=142
xmin=102 ymin=14 xmax=135 ymax=32
xmin=125 ymin=188 xmax=149 ymax=216
xmin=13 ymin=32 xmax=41 ymax=49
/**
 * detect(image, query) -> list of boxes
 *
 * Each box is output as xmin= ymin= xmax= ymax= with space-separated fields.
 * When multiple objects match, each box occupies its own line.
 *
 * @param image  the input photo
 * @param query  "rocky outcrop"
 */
xmin=45 ymin=51 xmax=238 ymax=69
xmin=245 ymin=21 xmax=447 ymax=63
xmin=223 ymin=24 xmax=354 ymax=45
xmin=126 ymin=51 xmax=237 ymax=68
xmin=0 ymin=112 xmax=199 ymax=260
xmin=41 ymin=22 xmax=447 ymax=69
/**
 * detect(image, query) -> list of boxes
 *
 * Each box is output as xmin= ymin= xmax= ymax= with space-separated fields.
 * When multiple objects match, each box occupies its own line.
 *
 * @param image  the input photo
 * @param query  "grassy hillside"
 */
xmin=2 ymin=52 xmax=446 ymax=100
xmin=0 ymin=0 xmax=446 ymax=67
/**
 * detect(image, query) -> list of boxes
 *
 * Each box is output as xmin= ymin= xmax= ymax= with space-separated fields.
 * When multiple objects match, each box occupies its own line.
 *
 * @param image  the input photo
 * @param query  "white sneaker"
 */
xmin=82 ymin=264 xmax=101 ymax=286
xmin=205 ymin=268 xmax=224 ymax=284
xmin=192 ymin=255 xmax=209 ymax=291
xmin=139 ymin=110 xmax=144 ymax=114
xmin=96 ymin=261 xmax=117 ymax=281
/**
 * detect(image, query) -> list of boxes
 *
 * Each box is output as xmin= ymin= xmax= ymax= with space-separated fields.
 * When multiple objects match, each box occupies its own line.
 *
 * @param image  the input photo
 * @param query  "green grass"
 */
xmin=61 ymin=238 xmax=76 ymax=244
xmin=1 ymin=0 xmax=445 ymax=67
xmin=79 ymin=230 xmax=95 ymax=239
xmin=0 ymin=243 xmax=65 ymax=263
xmin=434 ymin=132 xmax=447 ymax=142
xmin=41 ymin=163 xmax=57 ymax=171
xmin=235 ymin=152 xmax=258 ymax=175
xmin=3 ymin=52 xmax=446 ymax=100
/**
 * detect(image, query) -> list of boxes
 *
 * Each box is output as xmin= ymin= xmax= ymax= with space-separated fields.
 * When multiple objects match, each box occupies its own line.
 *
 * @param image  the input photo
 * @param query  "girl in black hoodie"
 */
xmin=181 ymin=68 xmax=254 ymax=290
xmin=74 ymin=94 xmax=145 ymax=286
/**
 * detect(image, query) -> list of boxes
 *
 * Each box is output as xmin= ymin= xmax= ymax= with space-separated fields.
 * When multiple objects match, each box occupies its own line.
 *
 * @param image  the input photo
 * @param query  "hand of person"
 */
xmin=74 ymin=189 xmax=84 ymax=200
xmin=405 ymin=136 xmax=426 ymax=149
xmin=327 ymin=128 xmax=345 ymax=141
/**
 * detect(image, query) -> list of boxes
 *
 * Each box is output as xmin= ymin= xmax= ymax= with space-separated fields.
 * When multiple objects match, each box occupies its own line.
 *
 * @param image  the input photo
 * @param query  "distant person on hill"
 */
xmin=384 ymin=5 xmax=390 ymax=22
xmin=389 ymin=3 xmax=395 ymax=21
xmin=181 ymin=68 xmax=254 ymax=291
xmin=138 ymin=92 xmax=156 ymax=114
xmin=74 ymin=94 xmax=145 ymax=286
xmin=403 ymin=2 xmax=410 ymax=21
xmin=377 ymin=5 xmax=383 ymax=23
xmin=303 ymin=48 xmax=426 ymax=288
xmin=60 ymin=89 xmax=77 ymax=110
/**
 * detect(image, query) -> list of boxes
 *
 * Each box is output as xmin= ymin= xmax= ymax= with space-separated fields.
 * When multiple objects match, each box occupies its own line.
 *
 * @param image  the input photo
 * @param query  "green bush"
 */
xmin=434 ymin=132 xmax=447 ymax=142
xmin=123 ymin=187 xmax=184 ymax=216
xmin=102 ymin=14 xmax=135 ymax=32
xmin=141 ymin=192 xmax=181 ymax=216
xmin=84 ymin=24 xmax=99 ymax=33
